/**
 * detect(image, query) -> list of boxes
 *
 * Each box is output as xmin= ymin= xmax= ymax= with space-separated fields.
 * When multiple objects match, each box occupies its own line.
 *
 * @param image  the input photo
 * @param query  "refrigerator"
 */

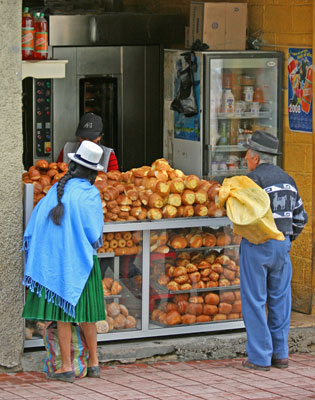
xmin=163 ymin=50 xmax=283 ymax=180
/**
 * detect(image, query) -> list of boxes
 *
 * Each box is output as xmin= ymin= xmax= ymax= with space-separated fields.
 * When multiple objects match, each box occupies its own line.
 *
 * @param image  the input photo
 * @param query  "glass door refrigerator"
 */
xmin=163 ymin=50 xmax=283 ymax=180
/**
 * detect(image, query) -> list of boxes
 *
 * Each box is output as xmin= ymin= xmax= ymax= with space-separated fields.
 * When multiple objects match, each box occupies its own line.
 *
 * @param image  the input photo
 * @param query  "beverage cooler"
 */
xmin=163 ymin=50 xmax=284 ymax=179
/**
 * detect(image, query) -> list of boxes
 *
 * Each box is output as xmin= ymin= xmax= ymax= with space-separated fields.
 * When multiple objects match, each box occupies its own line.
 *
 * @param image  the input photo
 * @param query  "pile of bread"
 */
xmin=95 ymin=158 xmax=225 ymax=222
xmin=150 ymin=227 xmax=241 ymax=254
xmin=151 ymin=290 xmax=242 ymax=325
xmin=98 ymin=231 xmax=142 ymax=256
xmin=22 ymin=158 xmax=226 ymax=221
xmin=153 ymin=243 xmax=240 ymax=292
xmin=22 ymin=159 xmax=68 ymax=206
xmin=96 ymin=301 xmax=137 ymax=333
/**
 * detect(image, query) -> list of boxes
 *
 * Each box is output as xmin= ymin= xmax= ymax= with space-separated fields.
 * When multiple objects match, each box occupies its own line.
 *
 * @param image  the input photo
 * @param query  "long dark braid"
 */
xmin=49 ymin=170 xmax=74 ymax=225
xmin=49 ymin=161 xmax=98 ymax=225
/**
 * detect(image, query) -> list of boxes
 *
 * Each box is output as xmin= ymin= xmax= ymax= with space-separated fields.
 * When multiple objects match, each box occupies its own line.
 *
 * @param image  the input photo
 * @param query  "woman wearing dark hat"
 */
xmin=57 ymin=112 xmax=119 ymax=172
xmin=22 ymin=141 xmax=105 ymax=382
xmin=240 ymin=130 xmax=308 ymax=372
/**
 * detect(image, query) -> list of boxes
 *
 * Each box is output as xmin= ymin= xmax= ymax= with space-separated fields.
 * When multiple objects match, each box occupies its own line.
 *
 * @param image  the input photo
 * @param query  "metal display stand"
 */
xmin=23 ymin=184 xmax=244 ymax=349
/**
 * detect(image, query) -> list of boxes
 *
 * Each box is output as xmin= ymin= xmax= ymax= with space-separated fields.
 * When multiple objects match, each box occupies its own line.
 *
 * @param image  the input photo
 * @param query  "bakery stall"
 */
xmin=23 ymin=159 xmax=244 ymax=348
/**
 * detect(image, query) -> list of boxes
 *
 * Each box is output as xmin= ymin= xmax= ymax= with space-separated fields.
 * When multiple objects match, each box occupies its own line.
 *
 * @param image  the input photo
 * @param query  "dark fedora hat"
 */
xmin=243 ymin=130 xmax=282 ymax=155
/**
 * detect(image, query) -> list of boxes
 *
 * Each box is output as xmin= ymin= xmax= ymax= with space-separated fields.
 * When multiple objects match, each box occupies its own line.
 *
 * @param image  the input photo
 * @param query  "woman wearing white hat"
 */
xmin=22 ymin=141 xmax=105 ymax=382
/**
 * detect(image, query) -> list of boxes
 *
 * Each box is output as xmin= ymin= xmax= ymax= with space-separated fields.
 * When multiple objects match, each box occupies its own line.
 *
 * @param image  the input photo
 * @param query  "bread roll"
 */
xmin=189 ymin=271 xmax=201 ymax=283
xmin=205 ymin=250 xmax=220 ymax=264
xmin=125 ymin=315 xmax=137 ymax=329
xmin=192 ymin=281 xmax=206 ymax=289
xmin=204 ymin=293 xmax=220 ymax=305
xmin=102 ymin=277 xmax=114 ymax=290
xmin=182 ymin=190 xmax=196 ymax=206
xmin=202 ymin=233 xmax=217 ymax=247
xmin=208 ymin=183 xmax=220 ymax=201
xmin=107 ymin=302 xmax=121 ymax=318
xmin=194 ymin=204 xmax=208 ymax=217
xmin=189 ymin=296 xmax=204 ymax=304
xmin=227 ymin=313 xmax=240 ymax=320
xmin=203 ymin=304 xmax=219 ymax=316
xmin=147 ymin=208 xmax=163 ymax=220
xmin=173 ymin=266 xmax=188 ymax=277
xmin=158 ymin=274 xmax=170 ymax=286
xmin=194 ymin=189 xmax=208 ymax=204
xmin=198 ymin=260 xmax=211 ymax=270
xmin=114 ymin=314 xmax=126 ymax=329
xmin=96 ymin=320 xmax=109 ymax=334
xmin=213 ymin=313 xmax=227 ymax=321
xmin=174 ymin=274 xmax=189 ymax=285
xmin=189 ymin=234 xmax=203 ymax=248
xmin=182 ymin=205 xmax=194 ymax=217
xmin=165 ymin=310 xmax=181 ymax=325
xmin=186 ymin=263 xmax=198 ymax=273
xmin=180 ymin=283 xmax=192 ymax=290
xmin=211 ymin=263 xmax=223 ymax=274
xmin=168 ymin=193 xmax=182 ymax=207
xmin=119 ymin=304 xmax=129 ymax=317
xmin=187 ymin=303 xmax=203 ymax=316
xmin=149 ymin=193 xmax=164 ymax=208
xmin=106 ymin=316 xmax=114 ymax=331
xmin=168 ymin=168 xmax=185 ymax=180
xmin=35 ymin=159 xmax=49 ymax=169
xmin=219 ymin=278 xmax=230 ymax=287
xmin=174 ymin=293 xmax=189 ymax=303
xmin=170 ymin=235 xmax=187 ymax=249
xmin=200 ymin=268 xmax=211 ymax=278
xmin=152 ymin=309 xmax=164 ymax=321
xmin=162 ymin=205 xmax=177 ymax=219
xmin=170 ymin=178 xmax=185 ymax=194
xmin=223 ymin=268 xmax=236 ymax=281
xmin=216 ymin=233 xmax=232 ymax=246
xmin=185 ymin=174 xmax=200 ymax=190
xmin=218 ymin=302 xmax=233 ymax=315
xmin=176 ymin=300 xmax=189 ymax=314
xmin=219 ymin=291 xmax=235 ymax=304
xmin=206 ymin=281 xmax=218 ymax=288
xmin=166 ymin=303 xmax=178 ymax=313
xmin=181 ymin=314 xmax=196 ymax=324
xmin=167 ymin=281 xmax=181 ymax=291
xmin=196 ymin=315 xmax=211 ymax=323
xmin=155 ymin=180 xmax=171 ymax=197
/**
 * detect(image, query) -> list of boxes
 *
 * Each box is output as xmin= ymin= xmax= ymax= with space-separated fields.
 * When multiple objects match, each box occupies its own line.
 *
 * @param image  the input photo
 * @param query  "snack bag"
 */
xmin=219 ymin=175 xmax=285 ymax=245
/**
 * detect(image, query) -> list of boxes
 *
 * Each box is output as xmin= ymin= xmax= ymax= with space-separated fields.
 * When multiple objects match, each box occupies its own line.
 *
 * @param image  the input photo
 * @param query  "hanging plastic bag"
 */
xmin=218 ymin=175 xmax=285 ymax=245
xmin=170 ymin=51 xmax=198 ymax=117
xmin=43 ymin=322 xmax=88 ymax=378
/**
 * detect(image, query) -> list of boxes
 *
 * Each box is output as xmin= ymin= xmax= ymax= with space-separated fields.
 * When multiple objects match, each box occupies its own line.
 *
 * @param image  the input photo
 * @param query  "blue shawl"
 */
xmin=22 ymin=178 xmax=103 ymax=318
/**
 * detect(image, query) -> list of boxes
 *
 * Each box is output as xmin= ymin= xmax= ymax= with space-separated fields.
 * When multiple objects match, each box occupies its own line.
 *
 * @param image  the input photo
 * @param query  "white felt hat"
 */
xmin=68 ymin=141 xmax=104 ymax=171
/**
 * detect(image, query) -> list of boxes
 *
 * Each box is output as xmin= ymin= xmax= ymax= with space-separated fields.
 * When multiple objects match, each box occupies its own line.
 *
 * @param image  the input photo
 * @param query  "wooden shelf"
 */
xmin=22 ymin=60 xmax=68 ymax=79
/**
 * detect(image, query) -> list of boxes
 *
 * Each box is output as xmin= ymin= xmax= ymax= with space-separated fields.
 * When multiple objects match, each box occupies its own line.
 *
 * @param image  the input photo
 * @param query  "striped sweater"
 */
xmin=247 ymin=163 xmax=308 ymax=241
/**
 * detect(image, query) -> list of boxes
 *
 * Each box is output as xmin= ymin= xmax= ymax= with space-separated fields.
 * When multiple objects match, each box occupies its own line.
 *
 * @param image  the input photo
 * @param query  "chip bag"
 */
xmin=218 ymin=175 xmax=285 ymax=244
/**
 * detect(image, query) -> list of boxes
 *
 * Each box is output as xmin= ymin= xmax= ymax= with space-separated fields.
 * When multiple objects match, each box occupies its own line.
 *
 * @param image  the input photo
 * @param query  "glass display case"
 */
xmin=24 ymin=213 xmax=244 ymax=348
xmin=149 ymin=225 xmax=242 ymax=330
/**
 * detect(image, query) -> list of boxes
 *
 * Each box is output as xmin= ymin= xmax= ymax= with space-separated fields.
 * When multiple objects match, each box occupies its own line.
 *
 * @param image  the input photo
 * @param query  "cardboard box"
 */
xmin=189 ymin=2 xmax=247 ymax=50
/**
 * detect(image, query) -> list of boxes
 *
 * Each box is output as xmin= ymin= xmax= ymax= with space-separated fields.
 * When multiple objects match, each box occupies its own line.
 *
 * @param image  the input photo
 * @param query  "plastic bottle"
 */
xmin=22 ymin=7 xmax=34 ymax=60
xmin=217 ymin=121 xmax=229 ymax=146
xmin=222 ymin=88 xmax=235 ymax=115
xmin=34 ymin=12 xmax=48 ymax=60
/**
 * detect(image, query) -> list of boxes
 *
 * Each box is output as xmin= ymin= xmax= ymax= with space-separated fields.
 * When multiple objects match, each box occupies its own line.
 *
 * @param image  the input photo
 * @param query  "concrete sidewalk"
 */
xmin=1 ymin=353 xmax=315 ymax=399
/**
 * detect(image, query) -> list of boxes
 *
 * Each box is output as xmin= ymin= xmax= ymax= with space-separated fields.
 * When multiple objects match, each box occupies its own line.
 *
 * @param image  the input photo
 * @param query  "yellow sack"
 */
xmin=218 ymin=175 xmax=285 ymax=245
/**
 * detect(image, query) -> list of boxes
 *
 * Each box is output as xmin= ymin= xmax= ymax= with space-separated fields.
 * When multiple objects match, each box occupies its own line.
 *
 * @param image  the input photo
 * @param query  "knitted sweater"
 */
xmin=247 ymin=163 xmax=308 ymax=241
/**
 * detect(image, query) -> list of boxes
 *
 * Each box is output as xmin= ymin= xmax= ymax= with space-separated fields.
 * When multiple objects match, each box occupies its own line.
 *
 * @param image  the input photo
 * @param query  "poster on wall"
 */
xmin=172 ymin=55 xmax=201 ymax=141
xmin=288 ymin=48 xmax=312 ymax=133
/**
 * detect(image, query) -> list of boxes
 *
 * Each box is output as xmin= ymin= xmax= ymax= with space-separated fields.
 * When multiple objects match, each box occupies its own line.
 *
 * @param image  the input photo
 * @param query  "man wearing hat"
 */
xmin=240 ymin=130 xmax=308 ymax=371
xmin=57 ymin=112 xmax=118 ymax=171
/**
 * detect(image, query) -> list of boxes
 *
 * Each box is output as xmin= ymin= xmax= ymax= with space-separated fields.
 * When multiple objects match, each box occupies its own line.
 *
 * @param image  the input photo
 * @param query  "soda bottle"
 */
xmin=34 ymin=12 xmax=48 ymax=60
xmin=22 ymin=7 xmax=34 ymax=60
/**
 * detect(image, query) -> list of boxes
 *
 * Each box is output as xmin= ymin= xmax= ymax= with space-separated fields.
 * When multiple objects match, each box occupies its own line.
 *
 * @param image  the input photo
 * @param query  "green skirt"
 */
xmin=22 ymin=256 xmax=105 ymax=323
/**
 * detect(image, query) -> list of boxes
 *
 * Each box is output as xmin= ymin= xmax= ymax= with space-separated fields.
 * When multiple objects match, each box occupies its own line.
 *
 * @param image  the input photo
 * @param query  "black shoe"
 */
xmin=46 ymin=370 xmax=75 ymax=383
xmin=87 ymin=366 xmax=100 ymax=378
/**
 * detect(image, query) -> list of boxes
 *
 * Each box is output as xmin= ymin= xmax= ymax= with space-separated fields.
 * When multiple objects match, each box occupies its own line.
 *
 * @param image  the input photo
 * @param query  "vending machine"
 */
xmin=163 ymin=50 xmax=284 ymax=179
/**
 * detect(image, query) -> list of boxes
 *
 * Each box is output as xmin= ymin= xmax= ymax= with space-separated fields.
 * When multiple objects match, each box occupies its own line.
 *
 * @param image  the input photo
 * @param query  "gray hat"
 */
xmin=243 ymin=130 xmax=282 ymax=155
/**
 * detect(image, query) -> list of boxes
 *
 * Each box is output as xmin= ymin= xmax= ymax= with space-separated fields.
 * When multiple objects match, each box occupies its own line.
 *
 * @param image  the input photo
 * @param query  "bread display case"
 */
xmin=23 ymin=187 xmax=244 ymax=348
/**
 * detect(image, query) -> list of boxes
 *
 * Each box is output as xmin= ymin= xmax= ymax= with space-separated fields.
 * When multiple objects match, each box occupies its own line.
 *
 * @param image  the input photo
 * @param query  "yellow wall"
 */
xmin=247 ymin=0 xmax=313 ymax=313
xmin=124 ymin=0 xmax=314 ymax=313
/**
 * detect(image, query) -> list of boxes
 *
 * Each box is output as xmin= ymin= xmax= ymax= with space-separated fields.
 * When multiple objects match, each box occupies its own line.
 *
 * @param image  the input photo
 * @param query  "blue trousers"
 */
xmin=239 ymin=236 xmax=292 ymax=366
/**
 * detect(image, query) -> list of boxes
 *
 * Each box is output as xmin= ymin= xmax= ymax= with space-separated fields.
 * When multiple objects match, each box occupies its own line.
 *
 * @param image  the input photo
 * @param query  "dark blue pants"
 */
xmin=239 ymin=236 xmax=292 ymax=366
